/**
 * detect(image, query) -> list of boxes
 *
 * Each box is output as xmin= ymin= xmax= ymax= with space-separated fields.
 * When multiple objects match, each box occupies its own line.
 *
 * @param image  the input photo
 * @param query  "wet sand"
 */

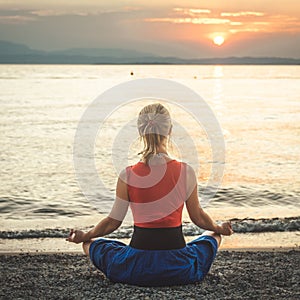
xmin=1 ymin=231 xmax=300 ymax=254
xmin=1 ymin=250 xmax=299 ymax=299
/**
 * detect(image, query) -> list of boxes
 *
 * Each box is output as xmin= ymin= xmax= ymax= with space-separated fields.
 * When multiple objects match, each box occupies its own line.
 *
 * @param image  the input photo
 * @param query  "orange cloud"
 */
xmin=221 ymin=11 xmax=265 ymax=17
xmin=173 ymin=8 xmax=211 ymax=15
xmin=145 ymin=17 xmax=230 ymax=25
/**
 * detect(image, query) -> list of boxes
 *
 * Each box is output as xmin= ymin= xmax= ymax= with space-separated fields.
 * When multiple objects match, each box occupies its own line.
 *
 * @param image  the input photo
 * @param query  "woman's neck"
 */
xmin=156 ymin=140 xmax=168 ymax=154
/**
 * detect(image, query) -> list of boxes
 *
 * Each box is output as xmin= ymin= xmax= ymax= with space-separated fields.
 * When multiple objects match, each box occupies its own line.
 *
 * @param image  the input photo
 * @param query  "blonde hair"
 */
xmin=137 ymin=103 xmax=172 ymax=164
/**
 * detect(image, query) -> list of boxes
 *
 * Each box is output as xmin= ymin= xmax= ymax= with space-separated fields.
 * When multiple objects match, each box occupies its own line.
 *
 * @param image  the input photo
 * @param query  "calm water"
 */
xmin=0 ymin=64 xmax=299 ymax=231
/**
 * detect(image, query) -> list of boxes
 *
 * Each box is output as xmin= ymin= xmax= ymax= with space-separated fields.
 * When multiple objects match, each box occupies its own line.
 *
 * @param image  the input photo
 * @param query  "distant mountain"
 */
xmin=0 ymin=40 xmax=299 ymax=65
xmin=0 ymin=40 xmax=156 ymax=62
xmin=0 ymin=40 xmax=44 ymax=56
xmin=52 ymin=47 xmax=155 ymax=58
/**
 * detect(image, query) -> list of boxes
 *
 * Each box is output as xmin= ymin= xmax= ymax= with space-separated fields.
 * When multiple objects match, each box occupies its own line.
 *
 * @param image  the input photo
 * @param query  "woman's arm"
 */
xmin=186 ymin=186 xmax=233 ymax=235
xmin=67 ymin=174 xmax=129 ymax=243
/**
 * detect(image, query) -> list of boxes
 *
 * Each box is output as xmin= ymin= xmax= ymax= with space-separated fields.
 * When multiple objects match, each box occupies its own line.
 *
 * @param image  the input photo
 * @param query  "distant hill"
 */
xmin=0 ymin=40 xmax=44 ymax=56
xmin=0 ymin=40 xmax=299 ymax=65
xmin=51 ymin=47 xmax=155 ymax=58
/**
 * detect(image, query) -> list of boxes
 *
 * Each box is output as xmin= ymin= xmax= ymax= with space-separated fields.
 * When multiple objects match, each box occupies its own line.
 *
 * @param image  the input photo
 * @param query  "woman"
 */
xmin=67 ymin=103 xmax=233 ymax=286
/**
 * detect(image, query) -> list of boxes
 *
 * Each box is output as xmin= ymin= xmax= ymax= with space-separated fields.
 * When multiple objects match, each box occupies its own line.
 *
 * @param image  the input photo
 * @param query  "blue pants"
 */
xmin=89 ymin=235 xmax=218 ymax=286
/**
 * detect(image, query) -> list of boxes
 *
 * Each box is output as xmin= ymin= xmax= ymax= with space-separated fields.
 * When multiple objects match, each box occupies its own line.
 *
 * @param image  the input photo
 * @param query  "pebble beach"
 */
xmin=1 ymin=250 xmax=299 ymax=299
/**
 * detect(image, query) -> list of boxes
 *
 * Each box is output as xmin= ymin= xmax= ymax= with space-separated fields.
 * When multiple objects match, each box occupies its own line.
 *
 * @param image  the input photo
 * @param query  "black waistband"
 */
xmin=129 ymin=225 xmax=186 ymax=250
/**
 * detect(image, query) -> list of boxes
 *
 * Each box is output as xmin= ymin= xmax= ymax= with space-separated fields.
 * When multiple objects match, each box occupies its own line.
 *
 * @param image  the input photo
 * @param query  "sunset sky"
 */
xmin=0 ymin=0 xmax=300 ymax=58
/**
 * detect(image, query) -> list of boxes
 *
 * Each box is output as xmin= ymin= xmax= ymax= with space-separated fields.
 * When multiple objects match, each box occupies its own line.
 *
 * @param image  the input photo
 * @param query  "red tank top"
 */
xmin=126 ymin=160 xmax=187 ymax=228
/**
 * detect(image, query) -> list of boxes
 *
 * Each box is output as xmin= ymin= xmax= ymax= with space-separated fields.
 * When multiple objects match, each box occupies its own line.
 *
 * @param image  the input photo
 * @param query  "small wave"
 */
xmin=183 ymin=217 xmax=300 ymax=235
xmin=1 ymin=187 xmax=298 ymax=219
xmin=0 ymin=217 xmax=299 ymax=239
xmin=208 ymin=187 xmax=300 ymax=207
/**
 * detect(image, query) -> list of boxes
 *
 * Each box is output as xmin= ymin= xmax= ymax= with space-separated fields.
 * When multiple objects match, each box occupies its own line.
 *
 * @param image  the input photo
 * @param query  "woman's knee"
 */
xmin=202 ymin=231 xmax=222 ymax=247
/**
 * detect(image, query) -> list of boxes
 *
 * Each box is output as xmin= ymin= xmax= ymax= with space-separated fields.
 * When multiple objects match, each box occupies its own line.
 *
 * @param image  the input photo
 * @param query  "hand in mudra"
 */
xmin=218 ymin=221 xmax=234 ymax=236
xmin=66 ymin=229 xmax=88 ymax=243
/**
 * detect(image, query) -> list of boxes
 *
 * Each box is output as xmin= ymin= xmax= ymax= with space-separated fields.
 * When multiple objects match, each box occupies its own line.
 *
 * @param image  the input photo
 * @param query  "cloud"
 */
xmin=173 ymin=8 xmax=211 ymax=15
xmin=30 ymin=6 xmax=141 ymax=17
xmin=144 ymin=8 xmax=260 ymax=27
xmin=189 ymin=8 xmax=211 ymax=14
xmin=221 ymin=11 xmax=265 ymax=17
xmin=30 ymin=10 xmax=89 ymax=17
xmin=145 ymin=17 xmax=230 ymax=25
xmin=0 ymin=15 xmax=36 ymax=24
xmin=0 ymin=10 xmax=37 ymax=24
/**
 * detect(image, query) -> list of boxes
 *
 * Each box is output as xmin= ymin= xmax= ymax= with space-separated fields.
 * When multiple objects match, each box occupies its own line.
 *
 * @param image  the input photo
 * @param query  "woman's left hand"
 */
xmin=66 ymin=229 xmax=88 ymax=243
xmin=217 ymin=221 xmax=234 ymax=236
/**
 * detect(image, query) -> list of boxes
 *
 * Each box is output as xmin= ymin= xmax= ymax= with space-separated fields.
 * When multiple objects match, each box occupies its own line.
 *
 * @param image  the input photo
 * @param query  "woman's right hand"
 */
xmin=217 ymin=221 xmax=234 ymax=236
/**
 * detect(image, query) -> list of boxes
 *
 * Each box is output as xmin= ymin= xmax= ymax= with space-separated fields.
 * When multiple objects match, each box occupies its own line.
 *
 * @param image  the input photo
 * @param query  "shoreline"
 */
xmin=1 ymin=250 xmax=299 ymax=299
xmin=1 ymin=231 xmax=299 ymax=254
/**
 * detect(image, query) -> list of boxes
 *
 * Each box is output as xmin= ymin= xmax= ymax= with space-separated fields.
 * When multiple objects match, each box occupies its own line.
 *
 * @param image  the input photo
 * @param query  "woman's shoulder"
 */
xmin=168 ymin=159 xmax=193 ymax=169
xmin=170 ymin=160 xmax=197 ymax=181
xmin=118 ymin=161 xmax=144 ymax=178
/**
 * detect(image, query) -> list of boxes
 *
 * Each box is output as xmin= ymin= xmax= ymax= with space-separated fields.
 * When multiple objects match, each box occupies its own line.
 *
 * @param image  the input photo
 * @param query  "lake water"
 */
xmin=0 ymin=64 xmax=299 ymax=238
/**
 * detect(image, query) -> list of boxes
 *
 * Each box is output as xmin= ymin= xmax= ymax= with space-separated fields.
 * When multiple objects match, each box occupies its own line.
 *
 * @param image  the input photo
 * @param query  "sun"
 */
xmin=213 ymin=36 xmax=225 ymax=46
